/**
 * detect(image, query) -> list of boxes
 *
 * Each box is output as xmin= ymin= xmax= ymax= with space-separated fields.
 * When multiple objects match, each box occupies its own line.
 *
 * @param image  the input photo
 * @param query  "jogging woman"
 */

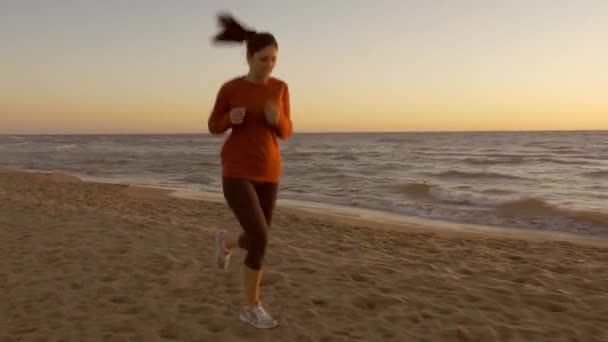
xmin=208 ymin=14 xmax=293 ymax=329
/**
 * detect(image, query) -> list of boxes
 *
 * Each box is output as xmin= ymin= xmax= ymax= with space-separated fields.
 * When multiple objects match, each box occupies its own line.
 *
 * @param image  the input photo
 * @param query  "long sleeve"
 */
xmin=208 ymin=84 xmax=232 ymax=134
xmin=219 ymin=77 xmax=291 ymax=183
xmin=275 ymin=83 xmax=293 ymax=139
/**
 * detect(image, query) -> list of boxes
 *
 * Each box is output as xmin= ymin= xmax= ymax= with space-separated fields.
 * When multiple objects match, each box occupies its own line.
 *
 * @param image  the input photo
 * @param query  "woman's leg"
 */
xmin=254 ymin=182 xmax=279 ymax=228
xmin=221 ymin=177 xmax=278 ymax=328
xmin=244 ymin=182 xmax=278 ymax=308
xmin=222 ymin=178 xmax=269 ymax=300
xmin=224 ymin=181 xmax=278 ymax=248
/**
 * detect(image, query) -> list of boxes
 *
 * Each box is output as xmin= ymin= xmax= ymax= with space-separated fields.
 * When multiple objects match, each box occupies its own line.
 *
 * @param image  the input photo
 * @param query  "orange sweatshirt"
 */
xmin=208 ymin=76 xmax=293 ymax=183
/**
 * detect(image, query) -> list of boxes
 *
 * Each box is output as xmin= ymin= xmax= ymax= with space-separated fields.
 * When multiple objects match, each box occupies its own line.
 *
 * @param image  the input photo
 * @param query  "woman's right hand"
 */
xmin=229 ymin=107 xmax=246 ymax=125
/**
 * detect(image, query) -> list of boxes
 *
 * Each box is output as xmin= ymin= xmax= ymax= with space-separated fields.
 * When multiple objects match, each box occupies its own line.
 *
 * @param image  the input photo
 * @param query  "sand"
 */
xmin=1 ymin=167 xmax=607 ymax=342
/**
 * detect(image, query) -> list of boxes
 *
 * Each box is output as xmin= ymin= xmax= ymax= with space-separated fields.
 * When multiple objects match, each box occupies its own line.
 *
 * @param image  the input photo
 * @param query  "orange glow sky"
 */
xmin=1 ymin=0 xmax=607 ymax=134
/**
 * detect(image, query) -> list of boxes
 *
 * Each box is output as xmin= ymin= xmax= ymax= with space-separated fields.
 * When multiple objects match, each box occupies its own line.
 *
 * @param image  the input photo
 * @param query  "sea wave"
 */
xmin=496 ymin=197 xmax=608 ymax=226
xmin=550 ymin=147 xmax=587 ymax=154
xmin=433 ymin=170 xmax=527 ymax=181
xmin=399 ymin=182 xmax=496 ymax=206
xmin=56 ymin=144 xmax=80 ymax=150
xmin=581 ymin=170 xmax=608 ymax=178
xmin=523 ymin=140 xmax=563 ymax=148
xmin=400 ymin=182 xmax=434 ymax=199
xmin=376 ymin=137 xmax=418 ymax=144
xmin=77 ymin=158 xmax=129 ymax=166
xmin=400 ymin=184 xmax=608 ymax=228
xmin=496 ymin=197 xmax=558 ymax=217
xmin=481 ymin=188 xmax=516 ymax=195
xmin=537 ymin=158 xmax=594 ymax=165
xmin=463 ymin=157 xmax=526 ymax=165
xmin=177 ymin=174 xmax=215 ymax=185
xmin=333 ymin=153 xmax=358 ymax=161
xmin=6 ymin=141 xmax=31 ymax=147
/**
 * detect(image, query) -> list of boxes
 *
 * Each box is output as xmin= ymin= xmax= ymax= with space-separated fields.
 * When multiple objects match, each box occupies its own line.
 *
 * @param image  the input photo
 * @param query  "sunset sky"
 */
xmin=2 ymin=0 xmax=607 ymax=134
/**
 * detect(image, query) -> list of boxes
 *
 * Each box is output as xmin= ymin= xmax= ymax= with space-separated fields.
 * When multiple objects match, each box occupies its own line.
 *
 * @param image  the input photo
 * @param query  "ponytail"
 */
xmin=213 ymin=13 xmax=256 ymax=43
xmin=212 ymin=13 xmax=278 ymax=56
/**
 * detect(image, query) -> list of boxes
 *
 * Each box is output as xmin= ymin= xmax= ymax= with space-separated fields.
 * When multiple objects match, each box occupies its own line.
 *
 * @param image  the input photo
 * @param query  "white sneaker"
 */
xmin=215 ymin=231 xmax=232 ymax=270
xmin=239 ymin=302 xmax=278 ymax=329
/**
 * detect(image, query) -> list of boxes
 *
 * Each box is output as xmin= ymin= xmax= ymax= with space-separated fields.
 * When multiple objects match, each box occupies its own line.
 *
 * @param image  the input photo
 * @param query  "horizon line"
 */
xmin=1 ymin=129 xmax=608 ymax=136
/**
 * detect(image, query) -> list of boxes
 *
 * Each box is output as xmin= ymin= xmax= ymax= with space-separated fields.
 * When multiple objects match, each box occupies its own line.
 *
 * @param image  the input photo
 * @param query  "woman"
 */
xmin=208 ymin=13 xmax=293 ymax=329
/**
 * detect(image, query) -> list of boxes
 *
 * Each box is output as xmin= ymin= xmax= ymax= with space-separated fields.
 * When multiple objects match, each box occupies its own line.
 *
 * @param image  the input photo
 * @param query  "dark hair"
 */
xmin=212 ymin=13 xmax=278 ymax=57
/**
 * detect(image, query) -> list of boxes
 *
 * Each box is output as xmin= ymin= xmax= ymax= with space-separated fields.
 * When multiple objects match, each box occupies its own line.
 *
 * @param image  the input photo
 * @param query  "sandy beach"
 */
xmin=1 ymin=167 xmax=607 ymax=342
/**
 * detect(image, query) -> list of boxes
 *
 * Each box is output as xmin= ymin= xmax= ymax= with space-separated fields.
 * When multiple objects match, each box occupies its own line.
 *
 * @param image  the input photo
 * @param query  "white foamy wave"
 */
xmin=56 ymin=144 xmax=79 ymax=150
xmin=400 ymin=184 xmax=608 ymax=229
xmin=399 ymin=182 xmax=501 ymax=206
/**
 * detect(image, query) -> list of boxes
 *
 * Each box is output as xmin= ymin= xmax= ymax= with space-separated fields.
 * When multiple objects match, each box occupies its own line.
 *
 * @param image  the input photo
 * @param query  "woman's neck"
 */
xmin=245 ymin=73 xmax=268 ymax=84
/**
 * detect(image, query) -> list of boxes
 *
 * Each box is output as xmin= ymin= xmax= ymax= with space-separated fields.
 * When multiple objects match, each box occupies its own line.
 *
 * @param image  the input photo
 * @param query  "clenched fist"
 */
xmin=229 ymin=107 xmax=246 ymax=125
xmin=264 ymin=102 xmax=279 ymax=126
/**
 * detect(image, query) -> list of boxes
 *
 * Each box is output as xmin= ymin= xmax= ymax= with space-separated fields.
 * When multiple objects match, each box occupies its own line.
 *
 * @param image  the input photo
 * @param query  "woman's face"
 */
xmin=248 ymin=45 xmax=278 ymax=79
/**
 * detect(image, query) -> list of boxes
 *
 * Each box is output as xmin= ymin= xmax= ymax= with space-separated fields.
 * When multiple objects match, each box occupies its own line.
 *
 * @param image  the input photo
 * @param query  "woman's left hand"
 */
xmin=264 ymin=102 xmax=280 ymax=126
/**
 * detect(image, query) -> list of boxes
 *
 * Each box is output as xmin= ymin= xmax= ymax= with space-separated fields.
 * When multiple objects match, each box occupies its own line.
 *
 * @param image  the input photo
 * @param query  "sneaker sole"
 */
xmin=238 ymin=314 xmax=278 ymax=329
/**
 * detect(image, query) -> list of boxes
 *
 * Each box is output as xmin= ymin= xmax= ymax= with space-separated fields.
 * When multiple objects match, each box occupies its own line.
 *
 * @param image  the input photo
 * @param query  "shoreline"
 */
xmin=2 ymin=166 xmax=607 ymax=246
xmin=170 ymin=189 xmax=608 ymax=246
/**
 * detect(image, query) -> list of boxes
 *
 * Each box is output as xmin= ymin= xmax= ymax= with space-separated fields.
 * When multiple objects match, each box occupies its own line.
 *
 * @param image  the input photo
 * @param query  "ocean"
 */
xmin=1 ymin=131 xmax=607 ymax=236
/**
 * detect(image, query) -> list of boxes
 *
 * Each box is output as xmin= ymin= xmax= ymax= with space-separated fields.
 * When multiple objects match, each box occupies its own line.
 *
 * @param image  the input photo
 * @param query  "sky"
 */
xmin=1 ymin=0 xmax=607 ymax=134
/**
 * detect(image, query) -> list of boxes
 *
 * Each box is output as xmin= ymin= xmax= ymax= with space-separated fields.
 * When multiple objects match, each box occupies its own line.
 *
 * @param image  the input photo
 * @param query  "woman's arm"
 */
xmin=208 ymin=84 xmax=233 ymax=134
xmin=275 ymin=83 xmax=293 ymax=139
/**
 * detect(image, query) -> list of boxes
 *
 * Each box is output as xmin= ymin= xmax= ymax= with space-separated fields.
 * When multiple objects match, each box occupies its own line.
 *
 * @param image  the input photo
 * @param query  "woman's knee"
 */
xmin=255 ymin=182 xmax=278 ymax=226
xmin=249 ymin=229 xmax=268 ymax=254
xmin=244 ymin=230 xmax=268 ymax=269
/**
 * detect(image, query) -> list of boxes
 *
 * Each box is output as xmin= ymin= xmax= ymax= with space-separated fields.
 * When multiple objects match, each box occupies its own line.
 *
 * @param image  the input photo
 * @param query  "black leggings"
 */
xmin=222 ymin=177 xmax=278 ymax=270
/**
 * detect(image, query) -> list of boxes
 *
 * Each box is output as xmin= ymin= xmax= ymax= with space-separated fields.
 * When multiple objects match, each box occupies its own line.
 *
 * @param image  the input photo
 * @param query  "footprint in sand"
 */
xmin=103 ymin=245 xmax=133 ymax=256
xmin=311 ymin=298 xmax=329 ymax=308
xmin=201 ymin=318 xmax=227 ymax=333
xmin=376 ymin=326 xmax=397 ymax=339
xmin=181 ymin=303 xmax=211 ymax=315
xmin=100 ymin=273 xmax=120 ymax=283
xmin=107 ymin=322 xmax=137 ymax=335
xmin=96 ymin=285 xmax=116 ymax=297
xmin=383 ymin=313 xmax=402 ymax=324
xmin=37 ymin=291 xmax=63 ymax=305
xmin=295 ymin=335 xmax=316 ymax=342
xmin=158 ymin=322 xmax=180 ymax=340
xmin=118 ymin=304 xmax=144 ymax=315
xmin=226 ymin=286 xmax=240 ymax=296
xmin=108 ymin=295 xmax=129 ymax=304
xmin=348 ymin=272 xmax=375 ymax=284
xmin=70 ymin=281 xmax=85 ymax=290
xmin=353 ymin=293 xmax=401 ymax=311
